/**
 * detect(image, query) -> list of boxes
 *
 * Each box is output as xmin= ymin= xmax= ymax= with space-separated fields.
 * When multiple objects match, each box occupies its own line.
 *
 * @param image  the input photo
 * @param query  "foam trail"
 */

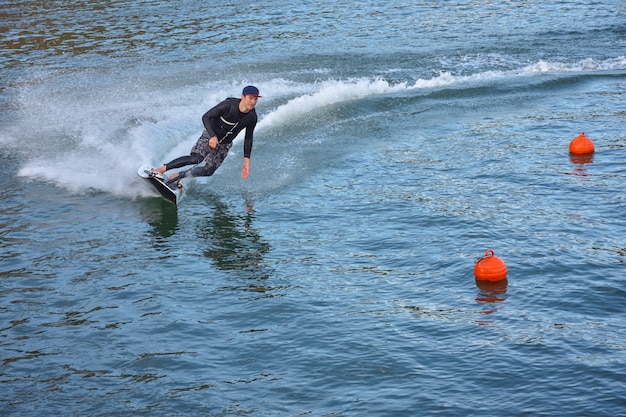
xmin=258 ymin=78 xmax=407 ymax=131
xmin=411 ymin=56 xmax=626 ymax=89
xmin=258 ymin=56 xmax=626 ymax=132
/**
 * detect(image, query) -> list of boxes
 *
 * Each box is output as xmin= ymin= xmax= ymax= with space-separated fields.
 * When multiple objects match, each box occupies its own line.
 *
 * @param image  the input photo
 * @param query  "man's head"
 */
xmin=240 ymin=85 xmax=261 ymax=113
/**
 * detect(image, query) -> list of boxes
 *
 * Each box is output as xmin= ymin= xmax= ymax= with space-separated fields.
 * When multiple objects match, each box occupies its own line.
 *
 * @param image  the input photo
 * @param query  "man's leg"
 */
xmin=153 ymin=153 xmax=204 ymax=176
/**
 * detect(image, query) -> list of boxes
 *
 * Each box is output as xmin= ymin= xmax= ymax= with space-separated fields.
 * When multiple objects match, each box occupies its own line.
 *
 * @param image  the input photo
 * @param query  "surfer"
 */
xmin=151 ymin=85 xmax=261 ymax=187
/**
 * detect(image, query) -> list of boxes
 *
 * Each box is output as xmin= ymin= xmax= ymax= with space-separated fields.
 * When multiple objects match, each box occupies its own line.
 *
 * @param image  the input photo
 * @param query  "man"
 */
xmin=152 ymin=85 xmax=261 ymax=188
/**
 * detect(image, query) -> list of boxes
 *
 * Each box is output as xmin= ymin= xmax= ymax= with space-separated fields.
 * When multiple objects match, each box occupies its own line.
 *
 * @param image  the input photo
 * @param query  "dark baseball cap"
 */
xmin=242 ymin=85 xmax=262 ymax=97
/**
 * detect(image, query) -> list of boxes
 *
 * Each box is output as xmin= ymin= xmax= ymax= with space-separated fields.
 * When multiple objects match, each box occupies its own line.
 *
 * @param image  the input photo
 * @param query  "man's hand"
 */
xmin=241 ymin=158 xmax=250 ymax=179
xmin=209 ymin=136 xmax=218 ymax=149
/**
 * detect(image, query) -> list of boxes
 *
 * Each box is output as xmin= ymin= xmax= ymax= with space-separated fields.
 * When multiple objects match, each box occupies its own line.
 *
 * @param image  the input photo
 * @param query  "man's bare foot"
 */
xmin=149 ymin=165 xmax=167 ymax=180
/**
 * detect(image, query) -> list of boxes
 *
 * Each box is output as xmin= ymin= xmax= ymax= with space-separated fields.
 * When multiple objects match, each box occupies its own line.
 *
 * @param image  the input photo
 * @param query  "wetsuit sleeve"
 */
xmin=242 ymin=110 xmax=257 ymax=158
xmin=201 ymin=99 xmax=231 ymax=138
xmin=243 ymin=126 xmax=254 ymax=159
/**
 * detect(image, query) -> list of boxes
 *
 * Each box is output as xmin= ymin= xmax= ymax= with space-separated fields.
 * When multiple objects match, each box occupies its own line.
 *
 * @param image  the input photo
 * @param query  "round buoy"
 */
xmin=474 ymin=249 xmax=508 ymax=282
xmin=569 ymin=132 xmax=595 ymax=155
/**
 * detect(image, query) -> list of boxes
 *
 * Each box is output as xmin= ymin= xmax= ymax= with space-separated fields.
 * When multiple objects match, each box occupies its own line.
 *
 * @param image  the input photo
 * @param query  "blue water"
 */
xmin=2 ymin=1 xmax=626 ymax=416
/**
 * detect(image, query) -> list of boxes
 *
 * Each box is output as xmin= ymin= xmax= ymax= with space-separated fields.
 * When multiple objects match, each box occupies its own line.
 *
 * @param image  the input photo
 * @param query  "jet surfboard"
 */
xmin=137 ymin=164 xmax=185 ymax=205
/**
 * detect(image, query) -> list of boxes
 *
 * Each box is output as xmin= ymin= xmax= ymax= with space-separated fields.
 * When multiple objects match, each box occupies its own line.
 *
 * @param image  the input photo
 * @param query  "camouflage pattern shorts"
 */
xmin=188 ymin=129 xmax=233 ymax=177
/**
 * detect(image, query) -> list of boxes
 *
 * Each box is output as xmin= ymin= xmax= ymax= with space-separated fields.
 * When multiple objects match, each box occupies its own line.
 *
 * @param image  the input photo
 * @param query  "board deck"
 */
xmin=137 ymin=164 xmax=184 ymax=205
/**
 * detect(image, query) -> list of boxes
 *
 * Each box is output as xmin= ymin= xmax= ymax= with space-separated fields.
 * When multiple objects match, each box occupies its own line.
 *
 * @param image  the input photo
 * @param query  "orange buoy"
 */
xmin=569 ymin=132 xmax=595 ymax=155
xmin=474 ymin=249 xmax=508 ymax=282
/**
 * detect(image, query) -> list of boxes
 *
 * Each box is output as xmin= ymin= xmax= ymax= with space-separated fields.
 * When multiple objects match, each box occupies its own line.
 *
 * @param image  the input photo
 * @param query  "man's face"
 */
xmin=240 ymin=94 xmax=259 ymax=112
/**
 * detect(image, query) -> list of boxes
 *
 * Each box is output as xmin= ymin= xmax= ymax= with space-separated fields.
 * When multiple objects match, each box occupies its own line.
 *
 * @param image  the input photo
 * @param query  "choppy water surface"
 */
xmin=1 ymin=1 xmax=626 ymax=416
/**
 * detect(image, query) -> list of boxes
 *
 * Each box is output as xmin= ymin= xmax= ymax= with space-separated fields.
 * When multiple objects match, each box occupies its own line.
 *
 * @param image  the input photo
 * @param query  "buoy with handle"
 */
xmin=569 ymin=132 xmax=595 ymax=155
xmin=474 ymin=249 xmax=508 ymax=282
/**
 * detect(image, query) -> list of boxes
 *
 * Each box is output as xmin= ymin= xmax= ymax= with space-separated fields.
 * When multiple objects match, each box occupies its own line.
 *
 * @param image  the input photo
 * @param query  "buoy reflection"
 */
xmin=475 ymin=279 xmax=508 ymax=304
xmin=475 ymin=279 xmax=508 ymax=323
xmin=568 ymin=153 xmax=593 ymax=177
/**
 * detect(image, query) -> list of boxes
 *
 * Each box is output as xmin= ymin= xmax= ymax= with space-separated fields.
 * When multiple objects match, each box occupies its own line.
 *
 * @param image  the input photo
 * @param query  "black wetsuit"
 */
xmin=164 ymin=98 xmax=257 ymax=178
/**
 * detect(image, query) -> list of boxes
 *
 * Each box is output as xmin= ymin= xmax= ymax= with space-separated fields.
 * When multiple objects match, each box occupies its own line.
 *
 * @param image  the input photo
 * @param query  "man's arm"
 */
xmin=241 ymin=157 xmax=250 ymax=179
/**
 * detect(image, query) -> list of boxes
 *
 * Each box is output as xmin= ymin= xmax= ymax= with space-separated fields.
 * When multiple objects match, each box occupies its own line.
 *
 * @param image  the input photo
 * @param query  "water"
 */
xmin=1 ymin=1 xmax=626 ymax=416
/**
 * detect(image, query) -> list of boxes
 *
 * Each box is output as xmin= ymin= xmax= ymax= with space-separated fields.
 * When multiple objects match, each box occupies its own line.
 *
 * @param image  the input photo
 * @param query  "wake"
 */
xmin=6 ymin=56 xmax=624 ymax=197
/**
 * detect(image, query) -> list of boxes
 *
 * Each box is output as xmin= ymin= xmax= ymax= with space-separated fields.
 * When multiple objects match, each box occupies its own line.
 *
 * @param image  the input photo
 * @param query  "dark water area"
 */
xmin=1 ymin=1 xmax=626 ymax=416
